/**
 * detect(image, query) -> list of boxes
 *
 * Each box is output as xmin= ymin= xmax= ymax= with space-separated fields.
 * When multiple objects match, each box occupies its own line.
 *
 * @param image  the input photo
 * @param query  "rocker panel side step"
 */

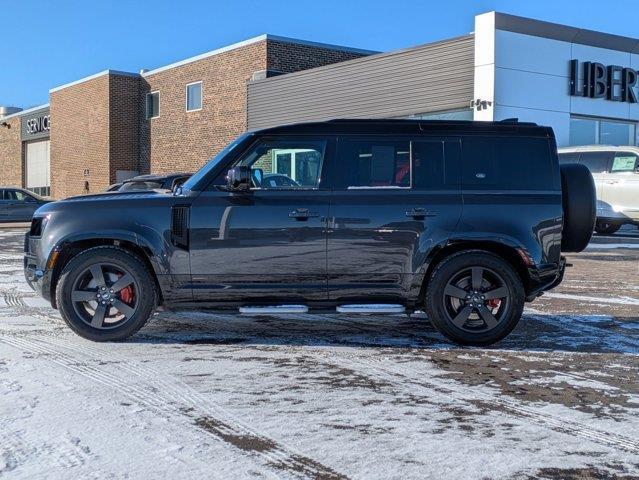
xmin=239 ymin=305 xmax=309 ymax=314
xmin=336 ymin=304 xmax=406 ymax=314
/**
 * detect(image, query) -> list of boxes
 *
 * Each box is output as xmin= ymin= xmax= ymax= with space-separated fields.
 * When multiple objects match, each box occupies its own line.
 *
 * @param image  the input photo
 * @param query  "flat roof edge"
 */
xmin=0 ymin=103 xmax=50 ymax=121
xmin=249 ymin=33 xmax=474 ymax=86
xmin=493 ymin=11 xmax=639 ymax=54
xmin=50 ymin=70 xmax=139 ymax=93
xmin=141 ymin=34 xmax=377 ymax=78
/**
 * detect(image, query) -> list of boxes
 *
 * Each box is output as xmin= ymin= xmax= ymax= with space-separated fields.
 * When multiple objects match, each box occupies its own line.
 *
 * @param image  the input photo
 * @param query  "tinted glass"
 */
xmin=558 ymin=152 xmax=579 ymax=164
xmin=120 ymin=181 xmax=163 ymax=191
xmin=412 ymin=141 xmax=447 ymax=189
xmin=186 ymin=83 xmax=202 ymax=111
xmin=338 ymin=139 xmax=410 ymax=188
xmin=611 ymin=152 xmax=639 ymax=172
xmin=461 ymin=137 xmax=556 ymax=190
xmin=236 ymin=139 xmax=326 ymax=189
xmin=579 ymin=152 xmax=610 ymax=173
xmin=146 ymin=92 xmax=159 ymax=119
xmin=569 ymin=118 xmax=597 ymax=146
xmin=600 ymin=121 xmax=635 ymax=146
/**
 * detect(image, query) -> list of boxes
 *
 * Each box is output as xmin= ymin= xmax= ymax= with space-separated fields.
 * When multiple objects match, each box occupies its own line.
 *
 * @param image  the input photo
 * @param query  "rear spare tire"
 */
xmin=560 ymin=163 xmax=596 ymax=252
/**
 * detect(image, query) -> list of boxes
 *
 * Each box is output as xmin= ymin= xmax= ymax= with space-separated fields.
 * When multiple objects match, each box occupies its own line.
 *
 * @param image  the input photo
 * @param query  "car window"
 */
xmin=235 ymin=139 xmax=326 ymax=190
xmin=462 ymin=137 xmax=557 ymax=190
xmin=558 ymin=152 xmax=579 ymax=164
xmin=578 ymin=152 xmax=610 ymax=173
xmin=337 ymin=138 xmax=410 ymax=189
xmin=610 ymin=152 xmax=639 ymax=173
xmin=5 ymin=190 xmax=28 ymax=201
xmin=412 ymin=140 xmax=452 ymax=189
xmin=120 ymin=181 xmax=163 ymax=191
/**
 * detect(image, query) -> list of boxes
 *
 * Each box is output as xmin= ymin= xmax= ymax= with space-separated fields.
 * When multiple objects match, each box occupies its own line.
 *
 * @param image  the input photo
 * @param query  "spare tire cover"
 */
xmin=560 ymin=163 xmax=596 ymax=252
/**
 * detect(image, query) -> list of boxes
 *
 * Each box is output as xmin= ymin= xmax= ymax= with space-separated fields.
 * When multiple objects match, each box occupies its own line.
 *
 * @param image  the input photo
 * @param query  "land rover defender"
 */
xmin=24 ymin=119 xmax=595 ymax=345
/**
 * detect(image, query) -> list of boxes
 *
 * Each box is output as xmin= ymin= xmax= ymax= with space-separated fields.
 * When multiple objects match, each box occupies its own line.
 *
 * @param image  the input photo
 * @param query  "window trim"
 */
xmin=146 ymin=91 xmax=160 ymax=119
xmin=185 ymin=81 xmax=203 ymax=112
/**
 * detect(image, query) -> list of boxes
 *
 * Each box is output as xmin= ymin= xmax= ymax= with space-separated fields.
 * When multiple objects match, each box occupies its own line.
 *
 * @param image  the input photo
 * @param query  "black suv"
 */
xmin=24 ymin=120 xmax=595 ymax=345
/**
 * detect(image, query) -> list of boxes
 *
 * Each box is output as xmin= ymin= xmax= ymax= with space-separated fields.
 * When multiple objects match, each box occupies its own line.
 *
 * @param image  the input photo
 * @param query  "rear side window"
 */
xmin=338 ymin=139 xmax=410 ymax=188
xmin=579 ymin=152 xmax=610 ymax=173
xmin=558 ymin=152 xmax=579 ymax=164
xmin=461 ymin=137 xmax=557 ymax=190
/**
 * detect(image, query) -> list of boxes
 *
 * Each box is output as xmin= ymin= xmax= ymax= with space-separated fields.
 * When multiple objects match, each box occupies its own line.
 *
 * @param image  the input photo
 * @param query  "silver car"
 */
xmin=558 ymin=146 xmax=639 ymax=234
xmin=0 ymin=187 xmax=50 ymax=223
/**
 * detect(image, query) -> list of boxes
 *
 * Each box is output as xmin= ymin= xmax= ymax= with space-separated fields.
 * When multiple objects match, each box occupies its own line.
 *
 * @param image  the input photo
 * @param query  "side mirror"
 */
xmin=226 ymin=166 xmax=251 ymax=191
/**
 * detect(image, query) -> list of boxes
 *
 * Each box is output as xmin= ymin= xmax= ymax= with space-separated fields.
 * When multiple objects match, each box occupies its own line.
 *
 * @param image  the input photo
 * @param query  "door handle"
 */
xmin=405 ymin=208 xmax=436 ymax=219
xmin=289 ymin=208 xmax=320 ymax=220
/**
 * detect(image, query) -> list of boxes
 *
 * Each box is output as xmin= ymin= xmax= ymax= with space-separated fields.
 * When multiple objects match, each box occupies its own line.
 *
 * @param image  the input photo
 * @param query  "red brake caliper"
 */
xmin=487 ymin=298 xmax=501 ymax=309
xmin=116 ymin=274 xmax=135 ymax=304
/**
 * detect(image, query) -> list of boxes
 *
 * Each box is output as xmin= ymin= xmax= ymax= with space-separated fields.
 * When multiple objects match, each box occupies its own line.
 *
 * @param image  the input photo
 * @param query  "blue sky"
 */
xmin=2 ymin=0 xmax=639 ymax=108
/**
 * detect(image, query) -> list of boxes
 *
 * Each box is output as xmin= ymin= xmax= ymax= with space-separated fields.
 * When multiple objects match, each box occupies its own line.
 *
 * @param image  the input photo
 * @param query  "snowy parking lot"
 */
xmin=1 ymin=226 xmax=638 ymax=479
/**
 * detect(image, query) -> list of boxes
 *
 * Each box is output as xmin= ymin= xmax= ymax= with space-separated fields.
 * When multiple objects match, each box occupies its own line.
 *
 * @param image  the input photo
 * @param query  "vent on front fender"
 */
xmin=171 ymin=205 xmax=190 ymax=249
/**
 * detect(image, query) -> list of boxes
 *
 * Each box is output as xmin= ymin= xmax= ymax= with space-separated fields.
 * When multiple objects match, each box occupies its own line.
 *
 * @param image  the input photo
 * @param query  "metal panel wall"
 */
xmin=248 ymin=35 xmax=474 ymax=130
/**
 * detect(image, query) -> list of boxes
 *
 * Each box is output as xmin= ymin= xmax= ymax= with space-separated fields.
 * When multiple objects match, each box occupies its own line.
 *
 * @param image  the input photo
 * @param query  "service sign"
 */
xmin=20 ymin=107 xmax=51 ymax=141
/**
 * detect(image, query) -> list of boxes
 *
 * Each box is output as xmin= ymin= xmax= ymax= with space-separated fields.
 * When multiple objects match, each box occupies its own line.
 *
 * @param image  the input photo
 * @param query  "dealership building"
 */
xmin=2 ymin=11 xmax=639 ymax=199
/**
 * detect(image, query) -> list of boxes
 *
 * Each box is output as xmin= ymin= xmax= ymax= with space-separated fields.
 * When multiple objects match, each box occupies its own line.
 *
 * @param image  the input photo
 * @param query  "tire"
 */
xmin=560 ymin=163 xmax=596 ymax=252
xmin=56 ymin=246 xmax=157 ymax=342
xmin=594 ymin=220 xmax=621 ymax=235
xmin=424 ymin=250 xmax=525 ymax=346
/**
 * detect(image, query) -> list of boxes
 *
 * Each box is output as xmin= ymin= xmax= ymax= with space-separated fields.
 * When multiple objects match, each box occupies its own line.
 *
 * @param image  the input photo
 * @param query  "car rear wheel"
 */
xmin=594 ymin=220 xmax=621 ymax=235
xmin=424 ymin=251 xmax=524 ymax=346
xmin=56 ymin=246 xmax=157 ymax=341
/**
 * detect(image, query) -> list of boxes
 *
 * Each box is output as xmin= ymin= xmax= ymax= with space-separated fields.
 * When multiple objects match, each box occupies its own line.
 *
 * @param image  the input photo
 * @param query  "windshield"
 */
xmin=180 ymin=133 xmax=250 ymax=192
xmin=119 ymin=181 xmax=163 ymax=191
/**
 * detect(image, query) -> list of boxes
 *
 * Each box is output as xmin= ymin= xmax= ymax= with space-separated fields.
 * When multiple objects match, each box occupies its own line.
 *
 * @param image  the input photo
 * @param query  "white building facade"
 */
xmin=474 ymin=12 xmax=639 ymax=147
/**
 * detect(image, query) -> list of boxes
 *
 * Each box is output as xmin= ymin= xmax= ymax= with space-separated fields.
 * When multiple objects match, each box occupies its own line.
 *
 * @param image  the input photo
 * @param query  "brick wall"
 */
xmin=109 ymin=75 xmax=141 ymax=183
xmin=50 ymin=72 xmax=141 ymax=198
xmin=141 ymin=40 xmax=268 ymax=175
xmin=266 ymin=41 xmax=369 ymax=73
xmin=0 ymin=117 xmax=22 ymax=187
xmin=50 ymin=75 xmax=110 ymax=198
xmin=141 ymin=38 xmax=371 ymax=176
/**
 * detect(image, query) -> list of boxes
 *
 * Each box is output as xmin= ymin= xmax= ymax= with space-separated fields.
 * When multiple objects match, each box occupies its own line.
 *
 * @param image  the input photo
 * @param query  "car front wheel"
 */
xmin=424 ymin=250 xmax=525 ymax=346
xmin=56 ymin=246 xmax=157 ymax=341
xmin=594 ymin=220 xmax=621 ymax=235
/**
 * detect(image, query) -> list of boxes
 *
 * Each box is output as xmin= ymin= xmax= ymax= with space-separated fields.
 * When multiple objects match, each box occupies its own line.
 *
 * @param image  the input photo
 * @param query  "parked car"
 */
xmin=105 ymin=183 xmax=123 ymax=192
xmin=558 ymin=145 xmax=639 ymax=234
xmin=118 ymin=173 xmax=192 ymax=192
xmin=0 ymin=187 xmax=50 ymax=222
xmin=24 ymin=119 xmax=595 ymax=346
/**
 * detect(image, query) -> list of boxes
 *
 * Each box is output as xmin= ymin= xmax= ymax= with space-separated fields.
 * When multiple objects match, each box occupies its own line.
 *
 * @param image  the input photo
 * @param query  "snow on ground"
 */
xmin=1 ymin=227 xmax=638 ymax=479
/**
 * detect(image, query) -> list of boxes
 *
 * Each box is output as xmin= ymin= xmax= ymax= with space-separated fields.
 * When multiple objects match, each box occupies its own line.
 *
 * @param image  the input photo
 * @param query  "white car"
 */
xmin=558 ymin=145 xmax=639 ymax=234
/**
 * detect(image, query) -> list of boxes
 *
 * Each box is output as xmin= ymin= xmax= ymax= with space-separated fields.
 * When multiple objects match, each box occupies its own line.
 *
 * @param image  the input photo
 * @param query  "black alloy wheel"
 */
xmin=442 ymin=266 xmax=509 ymax=333
xmin=56 ymin=246 xmax=157 ymax=341
xmin=70 ymin=262 xmax=140 ymax=329
xmin=425 ymin=250 xmax=525 ymax=346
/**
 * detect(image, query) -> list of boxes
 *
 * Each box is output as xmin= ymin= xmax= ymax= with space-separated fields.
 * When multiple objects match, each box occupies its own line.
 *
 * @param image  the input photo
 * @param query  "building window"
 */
xmin=569 ymin=116 xmax=637 ymax=146
xmin=146 ymin=91 xmax=160 ymax=119
xmin=186 ymin=82 xmax=202 ymax=112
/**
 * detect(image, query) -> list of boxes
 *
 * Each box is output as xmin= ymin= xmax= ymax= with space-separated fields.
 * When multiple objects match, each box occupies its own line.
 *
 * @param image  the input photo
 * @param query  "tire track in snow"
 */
xmin=302 ymin=349 xmax=639 ymax=456
xmin=0 ymin=334 xmax=348 ymax=480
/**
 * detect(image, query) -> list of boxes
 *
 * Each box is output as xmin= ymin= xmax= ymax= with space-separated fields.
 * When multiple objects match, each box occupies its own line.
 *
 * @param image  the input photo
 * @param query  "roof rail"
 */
xmin=498 ymin=117 xmax=538 ymax=126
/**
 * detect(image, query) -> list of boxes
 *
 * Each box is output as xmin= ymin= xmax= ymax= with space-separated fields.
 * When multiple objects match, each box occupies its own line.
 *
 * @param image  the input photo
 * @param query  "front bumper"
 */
xmin=24 ymin=231 xmax=54 ymax=304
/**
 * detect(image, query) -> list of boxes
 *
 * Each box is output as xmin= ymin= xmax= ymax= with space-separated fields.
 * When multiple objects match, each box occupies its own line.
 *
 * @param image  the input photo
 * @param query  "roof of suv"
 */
xmin=558 ymin=145 xmax=639 ymax=154
xmin=253 ymin=118 xmax=553 ymax=137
